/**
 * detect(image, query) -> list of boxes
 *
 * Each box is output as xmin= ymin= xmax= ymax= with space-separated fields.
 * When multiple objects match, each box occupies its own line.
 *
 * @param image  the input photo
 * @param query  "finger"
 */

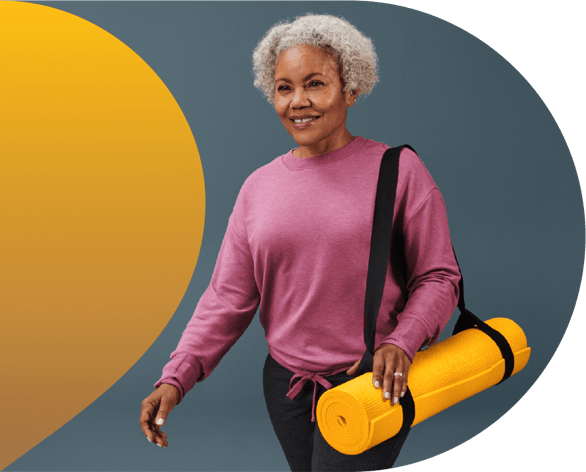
xmin=141 ymin=423 xmax=155 ymax=444
xmin=346 ymin=359 xmax=361 ymax=376
xmin=152 ymin=424 xmax=168 ymax=440
xmin=152 ymin=431 xmax=166 ymax=448
xmin=394 ymin=358 xmax=411 ymax=403
xmin=391 ymin=369 xmax=405 ymax=405
xmin=151 ymin=424 xmax=168 ymax=446
xmin=372 ymin=352 xmax=385 ymax=389
xmin=140 ymin=400 xmax=156 ymax=443
xmin=152 ymin=424 xmax=169 ymax=448
xmin=155 ymin=394 xmax=175 ymax=426
xmin=399 ymin=363 xmax=411 ymax=399
xmin=382 ymin=359 xmax=396 ymax=401
xmin=389 ymin=354 xmax=404 ymax=404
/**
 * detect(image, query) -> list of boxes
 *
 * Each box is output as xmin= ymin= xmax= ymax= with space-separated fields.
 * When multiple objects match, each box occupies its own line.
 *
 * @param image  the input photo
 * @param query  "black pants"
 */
xmin=263 ymin=354 xmax=410 ymax=472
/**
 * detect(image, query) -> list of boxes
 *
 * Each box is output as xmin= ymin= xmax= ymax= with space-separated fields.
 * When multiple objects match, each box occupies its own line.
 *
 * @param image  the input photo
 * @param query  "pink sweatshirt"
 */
xmin=155 ymin=137 xmax=461 ymax=403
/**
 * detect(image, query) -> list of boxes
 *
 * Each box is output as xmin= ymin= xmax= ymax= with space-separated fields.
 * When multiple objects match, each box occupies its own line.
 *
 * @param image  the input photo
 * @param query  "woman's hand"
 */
xmin=139 ymin=383 xmax=180 ymax=448
xmin=346 ymin=343 xmax=412 ymax=405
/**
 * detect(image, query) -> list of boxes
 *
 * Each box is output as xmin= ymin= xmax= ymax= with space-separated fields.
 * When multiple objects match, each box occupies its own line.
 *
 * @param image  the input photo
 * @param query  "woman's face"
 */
xmin=274 ymin=44 xmax=358 ymax=158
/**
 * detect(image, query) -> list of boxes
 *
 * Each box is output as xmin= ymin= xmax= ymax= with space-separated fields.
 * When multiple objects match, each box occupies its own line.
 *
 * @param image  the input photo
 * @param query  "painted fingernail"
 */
xmin=157 ymin=443 xmax=162 ymax=447
xmin=384 ymin=391 xmax=390 ymax=399
xmin=156 ymin=418 xmax=164 ymax=425
xmin=401 ymin=391 xmax=405 ymax=398
xmin=147 ymin=437 xmax=152 ymax=443
xmin=394 ymin=397 xmax=399 ymax=404
xmin=374 ymin=381 xmax=380 ymax=388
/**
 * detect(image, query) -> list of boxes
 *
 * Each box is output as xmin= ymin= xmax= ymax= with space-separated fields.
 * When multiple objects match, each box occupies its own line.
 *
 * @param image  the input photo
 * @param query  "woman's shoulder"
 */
xmin=397 ymin=146 xmax=436 ymax=189
xmin=361 ymin=138 xmax=436 ymax=188
xmin=233 ymin=151 xmax=290 ymax=209
xmin=241 ymin=152 xmax=286 ymax=186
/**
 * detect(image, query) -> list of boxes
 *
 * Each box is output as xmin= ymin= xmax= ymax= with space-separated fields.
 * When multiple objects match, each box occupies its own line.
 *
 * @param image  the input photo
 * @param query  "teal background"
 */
xmin=374 ymin=0 xmax=586 ymax=472
xmin=0 ymin=0 xmax=586 ymax=471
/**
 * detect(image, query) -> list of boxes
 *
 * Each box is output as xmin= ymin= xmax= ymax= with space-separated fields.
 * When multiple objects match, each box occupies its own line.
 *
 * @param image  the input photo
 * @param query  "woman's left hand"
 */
xmin=346 ymin=343 xmax=412 ymax=405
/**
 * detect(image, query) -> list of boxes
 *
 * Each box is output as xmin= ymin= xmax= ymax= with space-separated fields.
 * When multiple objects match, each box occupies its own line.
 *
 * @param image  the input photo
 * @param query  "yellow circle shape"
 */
xmin=0 ymin=2 xmax=205 ymax=468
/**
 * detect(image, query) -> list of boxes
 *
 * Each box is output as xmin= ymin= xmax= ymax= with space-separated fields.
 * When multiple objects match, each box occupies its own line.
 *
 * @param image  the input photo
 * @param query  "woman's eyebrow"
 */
xmin=275 ymin=72 xmax=325 ymax=83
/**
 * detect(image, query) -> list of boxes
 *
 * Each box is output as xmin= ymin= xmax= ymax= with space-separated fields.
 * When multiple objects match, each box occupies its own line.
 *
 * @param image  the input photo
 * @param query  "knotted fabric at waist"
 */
xmin=286 ymin=371 xmax=334 ymax=422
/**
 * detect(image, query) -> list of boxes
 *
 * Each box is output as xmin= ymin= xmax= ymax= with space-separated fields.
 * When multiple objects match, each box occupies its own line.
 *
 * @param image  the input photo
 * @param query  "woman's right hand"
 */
xmin=140 ymin=383 xmax=180 ymax=448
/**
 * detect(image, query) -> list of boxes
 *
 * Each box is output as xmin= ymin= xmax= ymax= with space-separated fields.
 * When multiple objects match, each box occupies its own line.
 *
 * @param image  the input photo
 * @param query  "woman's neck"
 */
xmin=293 ymin=131 xmax=355 ymax=158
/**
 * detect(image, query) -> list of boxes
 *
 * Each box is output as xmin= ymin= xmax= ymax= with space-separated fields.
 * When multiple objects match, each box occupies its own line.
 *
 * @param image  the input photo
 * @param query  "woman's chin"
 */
xmin=292 ymin=137 xmax=316 ymax=148
xmin=289 ymin=129 xmax=333 ymax=151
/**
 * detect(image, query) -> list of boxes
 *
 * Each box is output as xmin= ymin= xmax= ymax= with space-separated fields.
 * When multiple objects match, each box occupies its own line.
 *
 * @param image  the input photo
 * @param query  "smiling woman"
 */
xmin=140 ymin=13 xmax=461 ymax=472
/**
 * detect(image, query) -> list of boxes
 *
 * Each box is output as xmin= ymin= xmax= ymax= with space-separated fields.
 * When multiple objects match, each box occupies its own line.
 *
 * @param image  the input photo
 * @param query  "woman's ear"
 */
xmin=347 ymin=89 xmax=360 ymax=107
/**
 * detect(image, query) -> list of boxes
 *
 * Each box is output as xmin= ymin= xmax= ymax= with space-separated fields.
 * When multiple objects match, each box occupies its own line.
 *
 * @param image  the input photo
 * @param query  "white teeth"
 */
xmin=293 ymin=117 xmax=316 ymax=124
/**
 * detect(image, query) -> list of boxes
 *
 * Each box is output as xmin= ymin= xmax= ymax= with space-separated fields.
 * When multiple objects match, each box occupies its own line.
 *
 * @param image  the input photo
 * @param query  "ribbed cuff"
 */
xmin=382 ymin=315 xmax=431 ymax=361
xmin=153 ymin=352 xmax=202 ymax=404
xmin=154 ymin=378 xmax=185 ymax=404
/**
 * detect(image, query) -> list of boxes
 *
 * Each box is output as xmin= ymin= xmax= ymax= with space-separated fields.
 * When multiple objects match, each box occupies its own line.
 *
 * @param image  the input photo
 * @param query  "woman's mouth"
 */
xmin=291 ymin=116 xmax=319 ymax=128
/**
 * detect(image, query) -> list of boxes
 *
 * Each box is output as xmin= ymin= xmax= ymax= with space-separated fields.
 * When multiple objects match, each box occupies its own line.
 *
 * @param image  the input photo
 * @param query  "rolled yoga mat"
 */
xmin=316 ymin=317 xmax=531 ymax=455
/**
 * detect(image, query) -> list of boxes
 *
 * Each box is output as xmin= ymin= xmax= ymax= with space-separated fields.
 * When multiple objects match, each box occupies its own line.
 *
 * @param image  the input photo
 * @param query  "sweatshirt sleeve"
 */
xmin=154 ymin=198 xmax=260 ymax=403
xmin=382 ymin=187 xmax=461 ymax=361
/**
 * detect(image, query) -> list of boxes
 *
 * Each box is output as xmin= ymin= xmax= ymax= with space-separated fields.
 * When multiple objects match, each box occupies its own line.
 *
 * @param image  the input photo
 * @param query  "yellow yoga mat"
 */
xmin=316 ymin=318 xmax=531 ymax=455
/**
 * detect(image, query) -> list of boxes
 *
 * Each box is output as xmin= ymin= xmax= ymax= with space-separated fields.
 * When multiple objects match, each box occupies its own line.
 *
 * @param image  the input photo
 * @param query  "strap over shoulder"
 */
xmin=358 ymin=144 xmax=515 ymax=434
xmin=358 ymin=145 xmax=415 ymax=431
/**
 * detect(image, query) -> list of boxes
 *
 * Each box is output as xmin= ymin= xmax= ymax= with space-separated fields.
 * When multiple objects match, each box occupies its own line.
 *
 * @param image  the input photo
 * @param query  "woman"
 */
xmin=140 ymin=14 xmax=460 ymax=471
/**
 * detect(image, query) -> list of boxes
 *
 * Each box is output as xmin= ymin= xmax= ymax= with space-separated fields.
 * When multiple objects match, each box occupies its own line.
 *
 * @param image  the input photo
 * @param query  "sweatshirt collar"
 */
xmin=281 ymin=136 xmax=367 ymax=170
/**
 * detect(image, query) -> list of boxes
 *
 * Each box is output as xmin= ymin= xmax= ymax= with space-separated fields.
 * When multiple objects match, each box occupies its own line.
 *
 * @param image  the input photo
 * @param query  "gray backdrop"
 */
xmin=8 ymin=1 xmax=584 ymax=470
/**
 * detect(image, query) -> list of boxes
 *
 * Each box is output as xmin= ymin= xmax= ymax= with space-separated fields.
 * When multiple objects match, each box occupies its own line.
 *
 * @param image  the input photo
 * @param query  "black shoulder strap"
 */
xmin=358 ymin=145 xmax=515 ymax=434
xmin=450 ymin=249 xmax=515 ymax=384
xmin=361 ymin=146 xmax=404 ymax=366
xmin=357 ymin=146 xmax=416 ymax=431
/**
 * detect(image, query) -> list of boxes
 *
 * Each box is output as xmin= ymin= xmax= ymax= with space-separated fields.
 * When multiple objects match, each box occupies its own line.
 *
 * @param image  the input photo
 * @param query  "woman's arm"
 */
xmin=382 ymin=187 xmax=461 ymax=360
xmin=140 ymin=192 xmax=260 ymax=447
xmin=367 ymin=186 xmax=460 ymax=404
xmin=350 ymin=149 xmax=460 ymax=405
xmin=154 ymin=201 xmax=261 ymax=403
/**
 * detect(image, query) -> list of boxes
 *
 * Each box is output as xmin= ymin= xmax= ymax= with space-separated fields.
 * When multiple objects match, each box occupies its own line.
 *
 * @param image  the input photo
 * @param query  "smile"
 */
xmin=291 ymin=116 xmax=320 ymax=128
xmin=292 ymin=117 xmax=318 ymax=124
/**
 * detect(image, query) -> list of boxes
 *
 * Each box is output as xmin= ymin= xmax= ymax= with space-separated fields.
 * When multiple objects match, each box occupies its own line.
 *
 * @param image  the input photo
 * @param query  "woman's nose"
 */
xmin=291 ymin=87 xmax=310 ymax=108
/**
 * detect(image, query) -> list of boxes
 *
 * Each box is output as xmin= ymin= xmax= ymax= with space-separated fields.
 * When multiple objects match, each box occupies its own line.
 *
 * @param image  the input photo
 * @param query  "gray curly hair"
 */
xmin=252 ymin=14 xmax=378 ymax=105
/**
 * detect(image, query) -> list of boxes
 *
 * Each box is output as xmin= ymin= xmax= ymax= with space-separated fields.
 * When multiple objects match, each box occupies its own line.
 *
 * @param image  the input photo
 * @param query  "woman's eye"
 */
xmin=277 ymin=85 xmax=290 ymax=91
xmin=308 ymin=81 xmax=323 ymax=87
